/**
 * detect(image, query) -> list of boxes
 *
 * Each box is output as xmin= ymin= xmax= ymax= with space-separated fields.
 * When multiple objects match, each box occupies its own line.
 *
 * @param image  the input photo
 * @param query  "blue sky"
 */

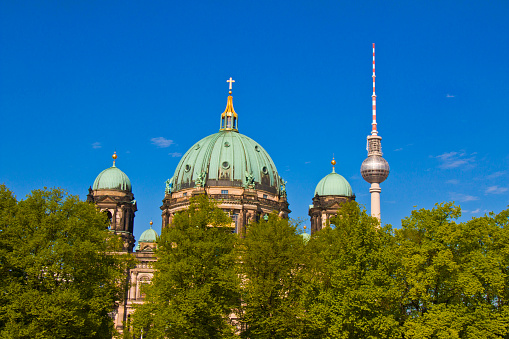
xmin=1 ymin=1 xmax=508 ymax=241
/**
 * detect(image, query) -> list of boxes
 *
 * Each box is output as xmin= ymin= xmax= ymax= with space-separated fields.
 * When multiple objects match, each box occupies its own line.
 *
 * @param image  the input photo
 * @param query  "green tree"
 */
xmin=130 ymin=194 xmax=240 ymax=339
xmin=305 ymin=201 xmax=401 ymax=338
xmin=239 ymin=213 xmax=309 ymax=339
xmin=396 ymin=203 xmax=509 ymax=338
xmin=0 ymin=185 xmax=134 ymax=339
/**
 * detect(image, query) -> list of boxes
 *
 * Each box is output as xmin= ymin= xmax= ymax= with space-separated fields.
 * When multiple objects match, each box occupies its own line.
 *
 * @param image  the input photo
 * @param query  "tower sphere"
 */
xmin=361 ymin=155 xmax=390 ymax=184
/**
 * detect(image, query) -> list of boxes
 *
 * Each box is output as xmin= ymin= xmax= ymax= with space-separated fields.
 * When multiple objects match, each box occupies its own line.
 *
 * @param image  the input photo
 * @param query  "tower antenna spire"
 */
xmin=361 ymin=43 xmax=390 ymax=223
xmin=372 ymin=43 xmax=377 ymax=135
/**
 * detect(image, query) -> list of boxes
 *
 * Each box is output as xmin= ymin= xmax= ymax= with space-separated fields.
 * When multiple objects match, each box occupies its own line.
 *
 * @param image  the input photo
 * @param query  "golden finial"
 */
xmin=227 ymin=77 xmax=235 ymax=95
xmin=112 ymin=151 xmax=117 ymax=167
xmin=149 ymin=220 xmax=153 ymax=228
xmin=331 ymin=155 xmax=336 ymax=173
xmin=303 ymin=225 xmax=307 ymax=230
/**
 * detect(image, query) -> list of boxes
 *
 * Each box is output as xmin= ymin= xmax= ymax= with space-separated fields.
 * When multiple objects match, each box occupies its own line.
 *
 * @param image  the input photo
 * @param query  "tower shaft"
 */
xmin=369 ymin=183 xmax=381 ymax=220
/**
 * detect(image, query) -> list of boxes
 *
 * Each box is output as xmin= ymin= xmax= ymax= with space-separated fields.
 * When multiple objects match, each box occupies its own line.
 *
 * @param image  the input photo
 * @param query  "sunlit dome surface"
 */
xmin=172 ymin=130 xmax=282 ymax=194
xmin=314 ymin=171 xmax=353 ymax=197
xmin=93 ymin=166 xmax=132 ymax=192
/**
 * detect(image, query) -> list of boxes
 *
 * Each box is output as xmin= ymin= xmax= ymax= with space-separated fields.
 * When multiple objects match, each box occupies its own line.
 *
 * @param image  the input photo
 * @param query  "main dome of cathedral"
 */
xmin=172 ymin=130 xmax=281 ymax=194
xmin=168 ymin=82 xmax=283 ymax=195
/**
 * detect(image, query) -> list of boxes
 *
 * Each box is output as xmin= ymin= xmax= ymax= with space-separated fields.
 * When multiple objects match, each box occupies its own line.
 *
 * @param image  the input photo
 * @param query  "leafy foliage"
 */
xmin=238 ymin=214 xmax=308 ymax=339
xmin=0 ymin=185 xmax=134 ymax=339
xmin=129 ymin=199 xmax=509 ymax=338
xmin=304 ymin=201 xmax=402 ymax=338
xmin=397 ymin=203 xmax=509 ymax=338
xmin=130 ymin=194 xmax=240 ymax=339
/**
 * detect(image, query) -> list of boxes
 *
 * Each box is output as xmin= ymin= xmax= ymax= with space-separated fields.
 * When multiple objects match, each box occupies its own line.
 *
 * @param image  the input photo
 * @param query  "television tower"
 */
xmin=361 ymin=43 xmax=390 ymax=222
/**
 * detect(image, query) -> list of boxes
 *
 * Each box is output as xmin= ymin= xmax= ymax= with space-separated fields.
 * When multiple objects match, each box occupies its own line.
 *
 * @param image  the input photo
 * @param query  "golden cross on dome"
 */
xmin=227 ymin=77 xmax=235 ymax=91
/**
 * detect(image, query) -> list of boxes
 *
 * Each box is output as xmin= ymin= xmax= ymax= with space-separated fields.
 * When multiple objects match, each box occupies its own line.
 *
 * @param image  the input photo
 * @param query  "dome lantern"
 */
xmin=220 ymin=77 xmax=238 ymax=132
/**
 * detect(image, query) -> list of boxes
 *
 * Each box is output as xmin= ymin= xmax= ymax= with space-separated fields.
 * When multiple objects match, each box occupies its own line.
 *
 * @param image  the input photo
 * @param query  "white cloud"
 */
xmin=305 ymin=161 xmax=311 ymax=164
xmin=449 ymin=192 xmax=479 ymax=202
xmin=394 ymin=148 xmax=403 ymax=152
xmin=470 ymin=208 xmax=481 ymax=214
xmin=168 ymin=152 xmax=182 ymax=158
xmin=446 ymin=179 xmax=459 ymax=184
xmin=151 ymin=137 xmax=174 ymax=148
xmin=485 ymin=186 xmax=508 ymax=195
xmin=487 ymin=171 xmax=507 ymax=179
xmin=446 ymin=94 xmax=455 ymax=98
xmin=92 ymin=142 xmax=102 ymax=149
xmin=435 ymin=151 xmax=475 ymax=169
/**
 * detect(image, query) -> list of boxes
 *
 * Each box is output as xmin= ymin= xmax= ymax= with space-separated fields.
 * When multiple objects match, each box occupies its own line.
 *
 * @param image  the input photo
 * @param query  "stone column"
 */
xmin=130 ymin=272 xmax=137 ymax=300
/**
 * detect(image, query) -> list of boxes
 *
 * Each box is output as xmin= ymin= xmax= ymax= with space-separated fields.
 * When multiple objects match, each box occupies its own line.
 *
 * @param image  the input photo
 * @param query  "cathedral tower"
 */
xmin=361 ymin=44 xmax=390 ymax=221
xmin=309 ymin=157 xmax=355 ymax=234
xmin=87 ymin=152 xmax=137 ymax=251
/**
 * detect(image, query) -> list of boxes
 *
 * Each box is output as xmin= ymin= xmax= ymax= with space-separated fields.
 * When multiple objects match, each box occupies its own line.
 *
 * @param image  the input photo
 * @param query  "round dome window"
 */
xmin=255 ymin=145 xmax=260 ymax=152
xmin=185 ymin=164 xmax=191 ymax=172
xmin=262 ymin=166 xmax=268 ymax=175
xmin=222 ymin=161 xmax=230 ymax=170
xmin=224 ymin=141 xmax=230 ymax=147
xmin=195 ymin=144 xmax=200 ymax=150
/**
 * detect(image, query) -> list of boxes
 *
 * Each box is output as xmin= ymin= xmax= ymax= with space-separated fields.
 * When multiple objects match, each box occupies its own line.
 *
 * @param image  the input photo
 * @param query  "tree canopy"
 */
xmin=130 ymin=194 xmax=240 ymax=339
xmin=4 ymin=182 xmax=509 ymax=338
xmin=238 ymin=213 xmax=308 ymax=339
xmin=396 ymin=203 xmax=509 ymax=338
xmin=127 ymin=198 xmax=509 ymax=338
xmin=0 ymin=185 xmax=134 ymax=339
xmin=304 ymin=201 xmax=402 ymax=338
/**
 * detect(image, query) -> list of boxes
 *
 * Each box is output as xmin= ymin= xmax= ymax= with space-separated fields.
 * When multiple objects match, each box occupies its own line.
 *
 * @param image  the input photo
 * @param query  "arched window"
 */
xmin=104 ymin=210 xmax=113 ymax=230
xmin=138 ymin=275 xmax=152 ymax=299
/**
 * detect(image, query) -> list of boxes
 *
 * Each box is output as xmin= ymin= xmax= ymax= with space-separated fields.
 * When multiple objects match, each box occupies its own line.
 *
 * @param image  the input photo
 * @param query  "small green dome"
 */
xmin=172 ymin=130 xmax=282 ymax=194
xmin=93 ymin=166 xmax=132 ymax=192
xmin=300 ymin=232 xmax=311 ymax=243
xmin=139 ymin=227 xmax=158 ymax=243
xmin=315 ymin=171 xmax=353 ymax=197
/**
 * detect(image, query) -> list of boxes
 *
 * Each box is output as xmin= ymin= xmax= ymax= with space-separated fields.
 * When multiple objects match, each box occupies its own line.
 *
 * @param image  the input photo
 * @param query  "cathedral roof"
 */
xmin=139 ymin=226 xmax=158 ymax=243
xmin=170 ymin=85 xmax=283 ymax=194
xmin=93 ymin=153 xmax=132 ymax=192
xmin=172 ymin=131 xmax=281 ymax=193
xmin=314 ymin=170 xmax=353 ymax=197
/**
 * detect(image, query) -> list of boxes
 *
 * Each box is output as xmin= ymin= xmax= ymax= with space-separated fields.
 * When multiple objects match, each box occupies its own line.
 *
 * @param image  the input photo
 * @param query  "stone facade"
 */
xmin=87 ymin=187 xmax=137 ymax=252
xmin=161 ymin=186 xmax=290 ymax=234
xmin=115 ymin=247 xmax=156 ymax=332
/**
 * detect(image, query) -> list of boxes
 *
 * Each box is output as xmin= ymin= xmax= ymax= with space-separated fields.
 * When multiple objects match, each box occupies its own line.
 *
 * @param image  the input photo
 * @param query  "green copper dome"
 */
xmin=139 ymin=227 xmax=158 ymax=243
xmin=172 ymin=130 xmax=282 ymax=194
xmin=314 ymin=171 xmax=353 ymax=197
xmin=93 ymin=166 xmax=132 ymax=192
